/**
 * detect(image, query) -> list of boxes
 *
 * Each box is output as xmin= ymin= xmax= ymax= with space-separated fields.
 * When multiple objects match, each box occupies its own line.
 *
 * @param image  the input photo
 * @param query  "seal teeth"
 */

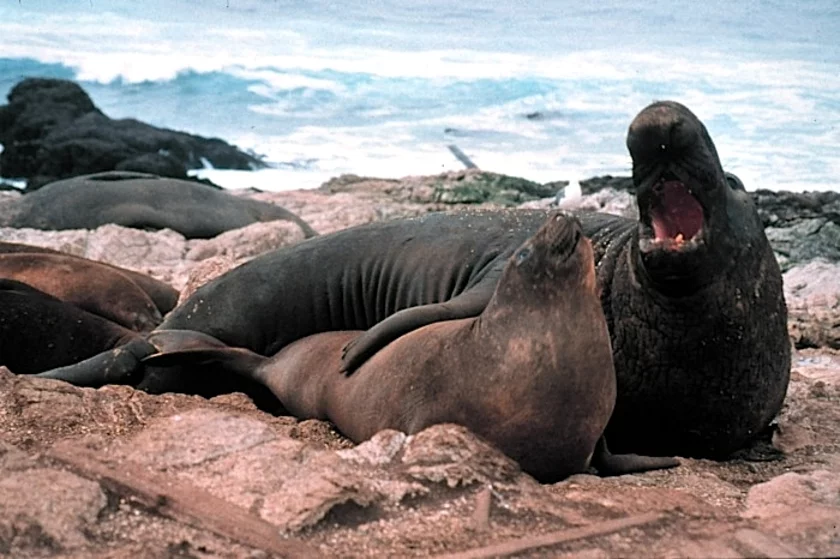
xmin=649 ymin=179 xmax=704 ymax=242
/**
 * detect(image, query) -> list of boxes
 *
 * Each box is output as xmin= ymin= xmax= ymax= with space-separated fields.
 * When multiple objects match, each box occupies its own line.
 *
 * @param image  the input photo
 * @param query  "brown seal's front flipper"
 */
xmin=34 ymin=338 xmax=156 ymax=387
xmin=340 ymin=281 xmax=495 ymax=374
xmin=590 ymin=437 xmax=679 ymax=476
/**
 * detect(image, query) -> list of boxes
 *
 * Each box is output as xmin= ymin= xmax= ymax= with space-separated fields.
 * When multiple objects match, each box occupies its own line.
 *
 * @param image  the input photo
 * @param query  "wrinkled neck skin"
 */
xmin=600 ymin=184 xmax=790 ymax=458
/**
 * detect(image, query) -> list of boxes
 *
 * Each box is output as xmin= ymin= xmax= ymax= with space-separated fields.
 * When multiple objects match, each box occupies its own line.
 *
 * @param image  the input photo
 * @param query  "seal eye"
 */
xmin=515 ymin=246 xmax=532 ymax=266
xmin=725 ymin=172 xmax=745 ymax=191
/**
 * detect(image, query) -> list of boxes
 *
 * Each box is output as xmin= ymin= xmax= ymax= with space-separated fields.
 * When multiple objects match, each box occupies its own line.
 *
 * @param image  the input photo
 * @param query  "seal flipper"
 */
xmin=591 ymin=436 xmax=680 ymax=476
xmin=32 ymin=330 xmax=231 ymax=390
xmin=340 ymin=282 xmax=495 ymax=374
xmin=141 ymin=344 xmax=283 ymax=412
xmin=34 ymin=337 xmax=156 ymax=387
xmin=142 ymin=345 xmax=269 ymax=383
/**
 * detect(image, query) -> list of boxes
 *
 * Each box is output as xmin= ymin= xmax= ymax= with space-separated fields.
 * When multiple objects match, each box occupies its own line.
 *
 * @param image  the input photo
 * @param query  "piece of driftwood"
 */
xmin=436 ymin=511 xmax=663 ymax=559
xmin=447 ymin=144 xmax=479 ymax=169
xmin=47 ymin=442 xmax=322 ymax=558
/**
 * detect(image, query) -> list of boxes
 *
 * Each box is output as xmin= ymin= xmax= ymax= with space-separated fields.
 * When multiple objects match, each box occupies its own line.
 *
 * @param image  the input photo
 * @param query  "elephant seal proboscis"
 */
xmin=37 ymin=101 xmax=790 ymax=459
xmin=144 ymin=213 xmax=678 ymax=481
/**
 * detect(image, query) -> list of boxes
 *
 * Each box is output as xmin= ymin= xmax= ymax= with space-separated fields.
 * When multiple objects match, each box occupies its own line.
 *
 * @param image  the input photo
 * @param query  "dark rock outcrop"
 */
xmin=0 ymin=78 xmax=265 ymax=190
xmin=754 ymin=189 xmax=840 ymax=271
xmin=579 ymin=175 xmax=635 ymax=195
xmin=322 ymin=170 xmax=559 ymax=206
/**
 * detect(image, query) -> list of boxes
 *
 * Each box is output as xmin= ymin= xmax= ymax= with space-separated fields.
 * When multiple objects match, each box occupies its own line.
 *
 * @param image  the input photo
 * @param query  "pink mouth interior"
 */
xmin=650 ymin=181 xmax=704 ymax=241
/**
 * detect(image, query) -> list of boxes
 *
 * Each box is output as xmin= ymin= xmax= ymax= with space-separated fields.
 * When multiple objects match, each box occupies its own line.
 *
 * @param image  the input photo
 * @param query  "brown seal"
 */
xmin=0 ymin=241 xmax=179 ymax=316
xmin=145 ymin=213 xmax=677 ymax=481
xmin=0 ymin=252 xmax=166 ymax=332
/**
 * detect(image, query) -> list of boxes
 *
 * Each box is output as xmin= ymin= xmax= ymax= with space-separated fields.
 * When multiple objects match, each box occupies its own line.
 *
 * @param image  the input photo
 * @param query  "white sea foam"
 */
xmin=1 ymin=1 xmax=837 ymax=193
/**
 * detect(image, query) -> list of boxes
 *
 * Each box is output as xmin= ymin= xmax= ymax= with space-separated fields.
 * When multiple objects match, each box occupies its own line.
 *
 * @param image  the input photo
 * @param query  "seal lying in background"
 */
xmin=0 ymin=171 xmax=317 ymax=239
xmin=0 ymin=279 xmax=141 ymax=375
xmin=145 ymin=213 xmax=678 ymax=481
xmin=0 ymin=241 xmax=179 ymax=325
xmin=38 ymin=101 xmax=790 ymax=459
xmin=0 ymin=252 xmax=165 ymax=331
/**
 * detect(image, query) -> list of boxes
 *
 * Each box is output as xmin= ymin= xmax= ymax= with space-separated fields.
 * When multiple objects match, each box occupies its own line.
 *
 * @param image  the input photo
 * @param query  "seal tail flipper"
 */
xmin=142 ymin=346 xmax=269 ymax=385
xmin=340 ymin=282 xmax=495 ymax=374
xmin=34 ymin=338 xmax=157 ymax=388
xmin=591 ymin=436 xmax=680 ymax=476
xmin=141 ymin=345 xmax=284 ymax=413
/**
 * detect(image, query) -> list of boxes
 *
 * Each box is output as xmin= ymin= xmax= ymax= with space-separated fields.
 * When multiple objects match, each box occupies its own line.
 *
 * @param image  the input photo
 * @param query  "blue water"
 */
xmin=1 ymin=1 xmax=838 ymax=191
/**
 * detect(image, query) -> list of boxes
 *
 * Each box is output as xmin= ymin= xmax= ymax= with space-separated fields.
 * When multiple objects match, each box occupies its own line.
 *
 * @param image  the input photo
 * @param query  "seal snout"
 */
xmin=541 ymin=212 xmax=583 ymax=261
xmin=627 ymin=102 xmax=717 ymax=258
xmin=626 ymin=101 xmax=698 ymax=163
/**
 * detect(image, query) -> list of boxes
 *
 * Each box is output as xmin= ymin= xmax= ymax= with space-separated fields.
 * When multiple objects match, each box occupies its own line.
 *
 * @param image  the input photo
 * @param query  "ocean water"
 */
xmin=1 ymin=0 xmax=838 ymax=192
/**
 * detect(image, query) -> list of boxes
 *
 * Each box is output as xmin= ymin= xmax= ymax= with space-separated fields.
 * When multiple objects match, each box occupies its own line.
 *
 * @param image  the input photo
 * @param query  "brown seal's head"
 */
xmin=495 ymin=211 xmax=596 ymax=304
xmin=626 ymin=100 xmax=765 ymax=294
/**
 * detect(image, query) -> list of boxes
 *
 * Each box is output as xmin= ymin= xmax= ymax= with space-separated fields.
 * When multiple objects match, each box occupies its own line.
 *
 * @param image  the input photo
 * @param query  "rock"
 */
xmin=185 ymin=220 xmax=305 ymax=263
xmin=1 ymin=215 xmax=307 ymax=292
xmin=579 ymin=175 xmax=635 ymax=195
xmin=321 ymin=170 xmax=558 ymax=206
xmin=0 ymin=78 xmax=264 ymax=189
xmin=752 ymin=188 xmax=840 ymax=227
xmin=0 ymin=468 xmax=106 ymax=552
xmin=744 ymin=470 xmax=840 ymax=520
xmin=743 ymin=470 xmax=840 ymax=548
xmin=401 ymin=425 xmax=523 ymax=488
xmin=557 ymin=188 xmax=638 ymax=219
xmin=766 ymin=218 xmax=840 ymax=271
xmin=108 ymin=409 xmax=527 ymax=533
xmin=0 ymin=347 xmax=839 ymax=556
xmin=115 ymin=152 xmax=189 ymax=179
xmin=784 ymin=260 xmax=840 ymax=349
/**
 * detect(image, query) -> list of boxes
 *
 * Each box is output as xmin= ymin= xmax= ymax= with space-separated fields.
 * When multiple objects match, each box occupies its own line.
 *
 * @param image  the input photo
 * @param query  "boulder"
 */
xmin=0 ymin=78 xmax=264 ymax=189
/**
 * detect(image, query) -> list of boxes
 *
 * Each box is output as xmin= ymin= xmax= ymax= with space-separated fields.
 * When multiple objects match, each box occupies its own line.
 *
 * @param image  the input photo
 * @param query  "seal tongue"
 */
xmin=650 ymin=181 xmax=704 ymax=242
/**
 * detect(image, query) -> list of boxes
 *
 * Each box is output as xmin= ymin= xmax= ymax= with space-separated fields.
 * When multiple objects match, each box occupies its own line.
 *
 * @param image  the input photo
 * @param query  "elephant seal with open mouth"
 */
xmin=37 ymin=101 xmax=790 ymax=459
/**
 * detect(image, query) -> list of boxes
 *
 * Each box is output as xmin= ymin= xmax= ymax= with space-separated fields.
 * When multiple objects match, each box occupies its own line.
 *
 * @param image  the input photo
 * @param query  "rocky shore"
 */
xmin=0 ymin=170 xmax=838 ymax=557
xmin=0 ymin=78 xmax=264 ymax=190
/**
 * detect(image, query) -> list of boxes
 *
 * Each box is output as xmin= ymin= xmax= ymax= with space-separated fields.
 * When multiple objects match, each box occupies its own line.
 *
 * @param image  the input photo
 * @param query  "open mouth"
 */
xmin=640 ymin=178 xmax=706 ymax=253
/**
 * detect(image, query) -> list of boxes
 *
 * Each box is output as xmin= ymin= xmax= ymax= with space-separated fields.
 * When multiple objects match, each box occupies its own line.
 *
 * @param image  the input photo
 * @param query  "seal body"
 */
xmin=0 ymin=279 xmax=139 ymax=375
xmin=271 ymin=214 xmax=615 ymax=481
xmin=146 ymin=214 xmax=676 ymax=481
xmin=0 ymin=241 xmax=179 ymax=315
xmin=42 ymin=101 xmax=790 ymax=458
xmin=0 ymin=171 xmax=317 ymax=239
xmin=0 ymin=252 xmax=164 ymax=331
